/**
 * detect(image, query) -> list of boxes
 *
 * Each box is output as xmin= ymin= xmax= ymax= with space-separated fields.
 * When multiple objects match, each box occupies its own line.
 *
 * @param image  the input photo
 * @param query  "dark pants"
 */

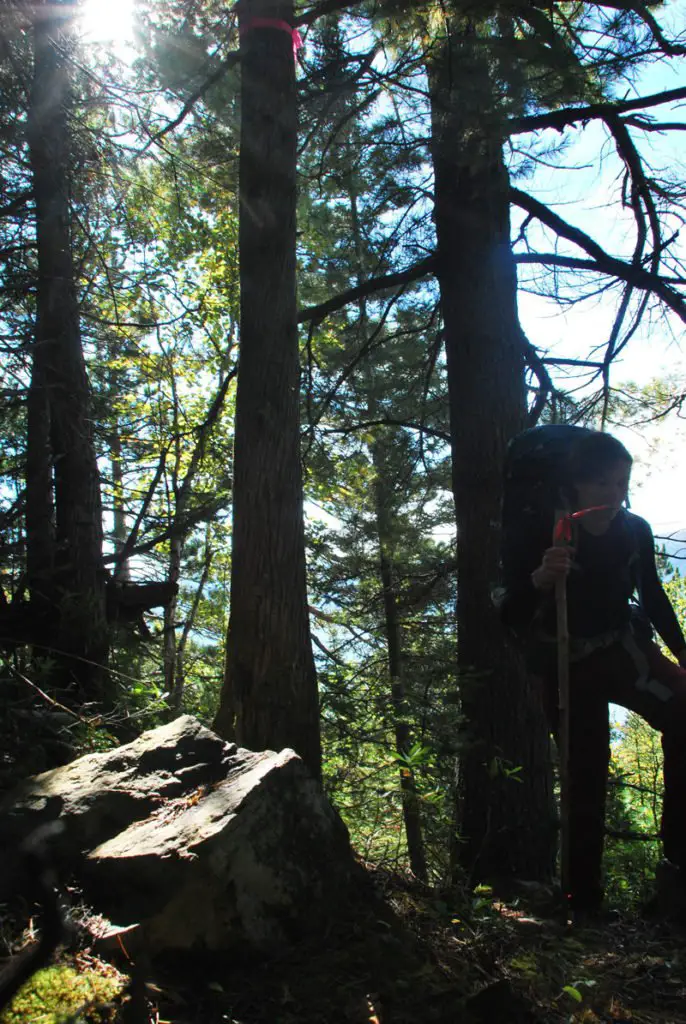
xmin=538 ymin=639 xmax=686 ymax=911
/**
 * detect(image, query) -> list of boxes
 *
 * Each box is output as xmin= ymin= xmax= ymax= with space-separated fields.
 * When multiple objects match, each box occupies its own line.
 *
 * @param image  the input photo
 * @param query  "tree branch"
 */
xmin=311 ymin=632 xmax=349 ymax=667
xmin=510 ymin=86 xmax=686 ymax=135
xmin=604 ymin=110 xmax=660 ymax=273
xmin=320 ymin=417 xmax=450 ymax=442
xmin=595 ymin=0 xmax=686 ymax=57
xmin=297 ymin=256 xmax=435 ymax=324
xmin=113 ymin=452 xmax=168 ymax=578
xmin=521 ymin=332 xmax=554 ymax=427
xmin=515 ymin=252 xmax=616 ymax=272
xmin=0 ymin=191 xmax=32 ymax=219
xmin=544 ymin=358 xmax=605 ymax=368
xmin=104 ymin=499 xmax=225 ymax=566
xmin=146 ymin=52 xmax=241 ymax=147
xmin=515 ymin=252 xmax=685 ymax=287
xmin=623 ymin=117 xmax=686 ymax=132
xmin=605 ymin=829 xmax=660 ymax=841
xmin=175 ymin=366 xmax=237 ymax=512
xmin=510 ymin=189 xmax=686 ymax=324
xmin=295 ymin=0 xmax=367 ymax=27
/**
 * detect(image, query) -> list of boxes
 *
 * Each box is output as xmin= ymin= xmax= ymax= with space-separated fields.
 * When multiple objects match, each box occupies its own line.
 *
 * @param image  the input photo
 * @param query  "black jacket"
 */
xmin=500 ymin=510 xmax=685 ymax=657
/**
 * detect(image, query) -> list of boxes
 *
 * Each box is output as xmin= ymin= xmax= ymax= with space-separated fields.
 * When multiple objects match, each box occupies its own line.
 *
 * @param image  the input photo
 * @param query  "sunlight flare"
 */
xmin=80 ymin=0 xmax=135 ymax=43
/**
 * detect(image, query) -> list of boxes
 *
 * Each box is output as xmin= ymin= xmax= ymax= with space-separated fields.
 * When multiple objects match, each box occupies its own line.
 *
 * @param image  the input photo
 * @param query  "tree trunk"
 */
xmin=110 ymin=417 xmax=130 ymax=584
xmin=428 ymin=32 xmax=555 ymax=883
xmin=349 ymin=181 xmax=428 ymax=880
xmin=214 ymin=0 xmax=321 ymax=780
xmin=26 ymin=0 xmax=107 ymax=692
xmin=163 ymin=533 xmax=182 ymax=711
xmin=373 ymin=445 xmax=429 ymax=882
xmin=25 ymin=352 xmax=55 ymax=615
xmin=172 ymin=526 xmax=213 ymax=715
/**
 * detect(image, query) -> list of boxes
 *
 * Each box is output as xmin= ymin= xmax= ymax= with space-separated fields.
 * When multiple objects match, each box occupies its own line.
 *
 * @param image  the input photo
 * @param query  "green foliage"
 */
xmin=0 ymin=963 xmax=125 ymax=1024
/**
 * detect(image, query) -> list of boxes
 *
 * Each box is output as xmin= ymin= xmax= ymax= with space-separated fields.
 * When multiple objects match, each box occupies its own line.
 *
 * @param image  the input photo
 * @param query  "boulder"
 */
xmin=1 ymin=716 xmax=354 ymax=955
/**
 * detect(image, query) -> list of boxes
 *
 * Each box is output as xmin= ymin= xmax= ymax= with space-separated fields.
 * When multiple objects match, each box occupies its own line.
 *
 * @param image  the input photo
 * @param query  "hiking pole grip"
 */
xmin=553 ymin=510 xmax=572 ymax=919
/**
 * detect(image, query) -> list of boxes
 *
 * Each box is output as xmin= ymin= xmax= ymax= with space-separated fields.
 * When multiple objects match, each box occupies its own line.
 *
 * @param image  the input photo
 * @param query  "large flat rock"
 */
xmin=1 ymin=716 xmax=354 ymax=954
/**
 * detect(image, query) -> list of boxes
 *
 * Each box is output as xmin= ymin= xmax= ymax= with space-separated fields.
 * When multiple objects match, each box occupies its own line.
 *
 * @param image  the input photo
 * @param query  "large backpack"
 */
xmin=500 ymin=423 xmax=595 ymax=560
xmin=498 ymin=423 xmax=644 ymax=634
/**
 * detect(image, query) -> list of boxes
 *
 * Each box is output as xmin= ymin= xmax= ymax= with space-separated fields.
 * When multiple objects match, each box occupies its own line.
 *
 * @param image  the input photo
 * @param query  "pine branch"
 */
xmin=175 ymin=367 xmax=237 ymax=512
xmin=516 ymin=252 xmax=606 ymax=272
xmin=605 ymin=829 xmax=660 ymax=841
xmin=515 ymin=252 xmax=684 ymax=287
xmin=145 ymin=52 xmax=241 ymax=148
xmin=603 ymin=110 xmax=661 ymax=273
xmin=510 ymin=189 xmax=686 ymax=324
xmin=320 ymin=418 xmax=450 ymax=442
xmin=0 ymin=191 xmax=32 ymax=219
xmin=311 ymin=632 xmax=349 ymax=667
xmin=595 ymin=0 xmax=686 ymax=57
xmin=295 ymin=0 xmax=367 ymax=27
xmin=521 ymin=332 xmax=554 ymax=427
xmin=544 ymin=358 xmax=605 ymax=368
xmin=103 ymin=499 xmax=226 ymax=566
xmin=510 ymin=86 xmax=686 ymax=135
xmin=297 ymin=256 xmax=435 ymax=324
xmin=111 ymin=451 xmax=168 ymax=578
xmin=623 ymin=117 xmax=686 ymax=132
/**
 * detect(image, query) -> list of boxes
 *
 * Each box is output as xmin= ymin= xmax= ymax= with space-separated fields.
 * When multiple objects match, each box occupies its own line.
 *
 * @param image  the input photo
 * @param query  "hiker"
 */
xmin=499 ymin=427 xmax=686 ymax=915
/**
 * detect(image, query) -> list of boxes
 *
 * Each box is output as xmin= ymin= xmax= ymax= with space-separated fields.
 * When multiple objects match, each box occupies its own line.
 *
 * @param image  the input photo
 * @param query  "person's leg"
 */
xmin=567 ymin=665 xmax=610 ymax=912
xmin=605 ymin=641 xmax=686 ymax=872
xmin=533 ymin=657 xmax=610 ymax=912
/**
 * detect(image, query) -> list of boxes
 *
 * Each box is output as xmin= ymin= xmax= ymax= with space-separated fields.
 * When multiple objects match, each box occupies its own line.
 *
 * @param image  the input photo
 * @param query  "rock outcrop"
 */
xmin=1 ymin=716 xmax=354 ymax=955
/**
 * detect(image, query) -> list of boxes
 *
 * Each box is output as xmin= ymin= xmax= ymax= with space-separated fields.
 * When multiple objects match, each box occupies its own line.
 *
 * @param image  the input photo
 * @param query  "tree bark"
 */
xmin=26 ymin=0 xmax=107 ymax=691
xmin=428 ymin=30 xmax=555 ymax=883
xmin=214 ymin=0 xmax=321 ymax=779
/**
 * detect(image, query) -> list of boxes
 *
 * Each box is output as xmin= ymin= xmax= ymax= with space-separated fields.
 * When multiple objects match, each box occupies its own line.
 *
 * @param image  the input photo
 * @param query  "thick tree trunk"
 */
xmin=26 ymin=0 xmax=107 ymax=691
xmin=429 ymin=35 xmax=555 ymax=883
xmin=214 ymin=0 xmax=321 ymax=779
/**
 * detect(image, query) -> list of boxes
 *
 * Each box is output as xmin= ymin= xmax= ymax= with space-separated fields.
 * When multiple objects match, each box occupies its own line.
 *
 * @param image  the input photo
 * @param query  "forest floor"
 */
xmin=2 ymin=866 xmax=686 ymax=1024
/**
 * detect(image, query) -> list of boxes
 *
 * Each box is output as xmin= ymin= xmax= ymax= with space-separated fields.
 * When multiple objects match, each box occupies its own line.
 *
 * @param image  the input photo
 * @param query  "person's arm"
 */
xmin=634 ymin=516 xmax=686 ymax=665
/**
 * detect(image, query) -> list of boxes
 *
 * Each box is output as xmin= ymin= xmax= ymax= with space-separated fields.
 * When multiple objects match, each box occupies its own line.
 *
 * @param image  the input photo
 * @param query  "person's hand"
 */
xmin=531 ymin=546 xmax=575 ymax=591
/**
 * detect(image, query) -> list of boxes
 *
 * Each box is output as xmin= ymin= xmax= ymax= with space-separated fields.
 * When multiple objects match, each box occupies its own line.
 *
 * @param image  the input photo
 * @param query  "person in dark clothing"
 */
xmin=500 ymin=431 xmax=686 ymax=914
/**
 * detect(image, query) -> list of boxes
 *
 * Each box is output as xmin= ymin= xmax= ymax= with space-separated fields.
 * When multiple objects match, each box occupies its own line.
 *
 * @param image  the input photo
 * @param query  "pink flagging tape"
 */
xmin=239 ymin=17 xmax=303 ymax=57
xmin=553 ymin=505 xmax=616 ymax=543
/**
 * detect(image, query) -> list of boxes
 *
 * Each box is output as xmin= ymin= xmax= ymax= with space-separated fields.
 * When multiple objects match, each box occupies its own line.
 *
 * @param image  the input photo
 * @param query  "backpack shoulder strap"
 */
xmin=624 ymin=511 xmax=642 ymax=594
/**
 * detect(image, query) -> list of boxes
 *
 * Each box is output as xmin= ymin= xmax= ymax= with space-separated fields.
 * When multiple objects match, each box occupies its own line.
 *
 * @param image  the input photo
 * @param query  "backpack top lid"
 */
xmin=505 ymin=424 xmax=595 ymax=478
xmin=502 ymin=424 xmax=596 ymax=530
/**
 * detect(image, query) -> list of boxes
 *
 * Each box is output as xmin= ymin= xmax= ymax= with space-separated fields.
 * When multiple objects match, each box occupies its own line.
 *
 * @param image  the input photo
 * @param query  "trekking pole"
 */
xmin=553 ymin=509 xmax=572 ymax=920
